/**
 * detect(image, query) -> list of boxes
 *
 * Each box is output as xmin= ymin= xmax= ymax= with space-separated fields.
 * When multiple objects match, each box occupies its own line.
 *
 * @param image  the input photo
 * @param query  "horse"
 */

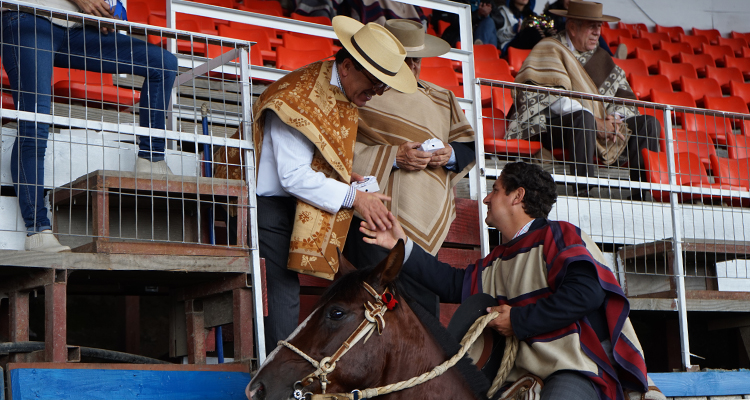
xmin=246 ymin=241 xmax=491 ymax=400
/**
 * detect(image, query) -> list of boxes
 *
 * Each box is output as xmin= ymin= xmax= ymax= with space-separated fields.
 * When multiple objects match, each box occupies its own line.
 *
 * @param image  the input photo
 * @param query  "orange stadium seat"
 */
xmin=421 ymin=57 xmax=453 ymax=69
xmin=682 ymin=110 xmax=732 ymax=144
xmin=629 ymin=74 xmax=671 ymax=101
xmin=619 ymin=37 xmax=652 ymax=57
xmin=717 ymin=37 xmax=749 ymax=57
xmin=52 ymin=68 xmax=140 ymax=110
xmin=228 ymin=22 xmax=282 ymax=46
xmin=633 ymin=47 xmax=670 ymax=73
xmin=730 ymin=81 xmax=750 ymax=109
xmin=638 ymin=31 xmax=670 ymax=49
xmin=701 ymin=44 xmax=734 ymax=67
xmin=659 ymin=41 xmax=693 ymax=62
xmin=198 ymin=0 xmax=236 ymax=8
xmin=282 ymin=33 xmax=336 ymax=55
xmin=601 ymin=28 xmax=632 ymax=48
xmin=614 ymin=58 xmax=648 ymax=78
xmin=709 ymin=156 xmax=750 ymax=203
xmin=703 ymin=95 xmax=749 ymax=132
xmin=692 ymin=28 xmax=721 ymax=45
xmin=275 ymin=47 xmax=329 ymax=70
xmin=128 ymin=1 xmax=151 ymax=24
xmin=241 ymin=0 xmax=284 ymax=15
xmin=676 ymin=52 xmax=715 ymax=77
xmin=724 ymin=56 xmax=750 ymax=81
xmin=651 ymin=90 xmax=696 ymax=125
xmin=657 ymin=61 xmax=697 ymax=91
xmin=730 ymin=31 xmax=750 ymax=42
xmin=473 ymin=44 xmax=500 ymax=61
xmin=219 ymin=25 xmax=276 ymax=64
xmin=643 ymin=149 xmax=716 ymax=202
xmin=205 ymin=43 xmax=264 ymax=67
xmin=177 ymin=13 xmax=219 ymax=35
xmin=482 ymin=107 xmax=542 ymax=157
xmin=506 ymin=47 xmax=531 ymax=76
xmin=237 ymin=4 xmax=283 ymax=16
xmin=728 ymin=133 xmax=750 ymax=160
xmin=655 ymin=24 xmax=685 ymax=41
xmin=705 ymin=66 xmax=744 ymax=94
xmin=420 ymin=66 xmax=463 ymax=97
xmin=678 ymin=33 xmax=709 ymax=53
xmin=475 ymin=59 xmax=512 ymax=79
xmin=148 ymin=16 xmax=210 ymax=56
xmin=290 ymin=12 xmax=332 ymax=25
xmin=680 ymin=76 xmax=721 ymax=107
xmin=670 ymin=128 xmax=717 ymax=169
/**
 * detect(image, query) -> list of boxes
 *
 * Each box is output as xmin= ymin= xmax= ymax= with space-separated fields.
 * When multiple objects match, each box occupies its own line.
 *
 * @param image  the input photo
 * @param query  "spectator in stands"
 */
xmin=1 ymin=0 xmax=178 ymax=252
xmin=242 ymin=16 xmax=415 ymax=355
xmin=360 ymin=161 xmax=660 ymax=400
xmin=343 ymin=19 xmax=475 ymax=315
xmin=492 ymin=0 xmax=550 ymax=54
xmin=505 ymin=0 xmax=659 ymax=198
xmin=342 ymin=0 xmax=426 ymax=26
xmin=437 ymin=0 xmax=498 ymax=48
xmin=543 ymin=0 xmax=617 ymax=56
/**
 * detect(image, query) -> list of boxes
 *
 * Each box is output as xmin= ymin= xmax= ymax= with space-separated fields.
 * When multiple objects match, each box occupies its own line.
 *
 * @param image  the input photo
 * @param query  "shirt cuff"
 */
xmin=343 ymin=185 xmax=357 ymax=209
xmin=444 ymin=144 xmax=457 ymax=171
xmin=404 ymin=237 xmax=414 ymax=262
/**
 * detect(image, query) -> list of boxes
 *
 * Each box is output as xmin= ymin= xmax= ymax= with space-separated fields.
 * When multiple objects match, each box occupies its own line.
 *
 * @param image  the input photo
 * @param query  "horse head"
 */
xmin=246 ymin=240 xmax=483 ymax=400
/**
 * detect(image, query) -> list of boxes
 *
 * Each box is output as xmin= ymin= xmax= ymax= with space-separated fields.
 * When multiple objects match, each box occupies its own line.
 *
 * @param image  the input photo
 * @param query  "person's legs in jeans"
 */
xmin=474 ymin=17 xmax=497 ymax=47
xmin=625 ymin=114 xmax=660 ymax=200
xmin=541 ymin=371 xmax=599 ymax=400
xmin=543 ymin=110 xmax=598 ymax=194
xmin=59 ymin=26 xmax=178 ymax=161
xmin=1 ymin=12 xmax=57 ymax=234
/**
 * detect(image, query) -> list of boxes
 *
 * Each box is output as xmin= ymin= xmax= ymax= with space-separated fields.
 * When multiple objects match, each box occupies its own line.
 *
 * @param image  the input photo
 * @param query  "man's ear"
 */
xmin=513 ymin=187 xmax=526 ymax=205
xmin=339 ymin=58 xmax=352 ymax=78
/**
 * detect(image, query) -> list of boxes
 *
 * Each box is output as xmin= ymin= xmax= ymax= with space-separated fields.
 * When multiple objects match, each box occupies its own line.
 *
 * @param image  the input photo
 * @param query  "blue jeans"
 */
xmin=474 ymin=16 xmax=497 ymax=47
xmin=1 ymin=11 xmax=178 ymax=232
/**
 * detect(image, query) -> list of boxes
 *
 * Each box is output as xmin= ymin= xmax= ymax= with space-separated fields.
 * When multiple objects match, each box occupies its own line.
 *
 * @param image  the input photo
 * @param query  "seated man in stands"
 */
xmin=343 ymin=19 xmax=475 ymax=315
xmin=1 ymin=0 xmax=178 ymax=252
xmin=360 ymin=161 xmax=657 ymax=400
xmin=505 ymin=0 xmax=659 ymax=198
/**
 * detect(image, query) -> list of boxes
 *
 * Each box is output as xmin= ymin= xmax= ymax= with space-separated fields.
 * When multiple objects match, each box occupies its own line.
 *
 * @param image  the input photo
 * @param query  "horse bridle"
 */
xmin=278 ymin=281 xmax=397 ymax=400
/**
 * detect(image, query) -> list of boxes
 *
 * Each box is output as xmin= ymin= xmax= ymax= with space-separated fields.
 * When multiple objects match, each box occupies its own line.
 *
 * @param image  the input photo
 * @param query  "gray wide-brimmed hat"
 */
xmin=333 ymin=16 xmax=417 ymax=93
xmin=548 ymin=0 xmax=620 ymax=23
xmin=384 ymin=19 xmax=451 ymax=58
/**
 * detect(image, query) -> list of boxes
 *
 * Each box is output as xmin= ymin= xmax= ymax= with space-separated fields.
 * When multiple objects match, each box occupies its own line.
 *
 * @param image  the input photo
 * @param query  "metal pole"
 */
xmin=663 ymin=105 xmax=691 ymax=370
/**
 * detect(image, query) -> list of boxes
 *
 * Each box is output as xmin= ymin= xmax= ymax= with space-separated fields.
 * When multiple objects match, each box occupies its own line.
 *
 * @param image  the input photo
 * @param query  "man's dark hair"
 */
xmin=335 ymin=48 xmax=363 ymax=70
xmin=498 ymin=162 xmax=557 ymax=218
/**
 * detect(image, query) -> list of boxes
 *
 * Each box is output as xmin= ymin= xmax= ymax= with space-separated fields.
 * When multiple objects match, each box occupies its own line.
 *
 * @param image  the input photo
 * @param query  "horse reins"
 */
xmin=278 ymin=282 xmax=518 ymax=400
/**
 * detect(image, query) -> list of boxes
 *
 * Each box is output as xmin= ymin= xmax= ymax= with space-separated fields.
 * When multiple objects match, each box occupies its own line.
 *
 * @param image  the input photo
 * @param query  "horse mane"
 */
xmin=316 ymin=268 xmax=491 ymax=400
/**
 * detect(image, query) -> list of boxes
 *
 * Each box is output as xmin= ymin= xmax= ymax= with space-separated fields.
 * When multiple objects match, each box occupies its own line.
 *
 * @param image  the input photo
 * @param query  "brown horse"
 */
xmin=246 ymin=241 xmax=489 ymax=400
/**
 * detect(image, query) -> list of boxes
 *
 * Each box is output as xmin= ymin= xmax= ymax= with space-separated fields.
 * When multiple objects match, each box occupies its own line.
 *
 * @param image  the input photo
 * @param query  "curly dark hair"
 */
xmin=498 ymin=162 xmax=557 ymax=218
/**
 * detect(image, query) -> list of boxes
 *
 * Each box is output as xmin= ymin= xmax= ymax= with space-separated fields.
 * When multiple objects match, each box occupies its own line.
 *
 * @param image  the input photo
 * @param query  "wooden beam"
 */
xmin=125 ymin=296 xmax=140 ymax=355
xmin=44 ymin=282 xmax=67 ymax=363
xmin=185 ymin=299 xmax=206 ymax=364
xmin=232 ymin=288 xmax=254 ymax=363
xmin=9 ymin=291 xmax=29 ymax=342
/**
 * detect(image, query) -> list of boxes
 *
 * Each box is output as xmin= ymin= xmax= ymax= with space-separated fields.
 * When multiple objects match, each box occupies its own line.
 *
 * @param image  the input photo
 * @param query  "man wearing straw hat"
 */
xmin=343 ymin=19 xmax=475 ymax=315
xmin=247 ymin=15 xmax=416 ymax=355
xmin=505 ymin=0 xmax=660 ymax=199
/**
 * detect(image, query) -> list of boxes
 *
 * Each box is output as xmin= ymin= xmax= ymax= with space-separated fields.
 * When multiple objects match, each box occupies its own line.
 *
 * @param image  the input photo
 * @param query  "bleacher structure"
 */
xmin=0 ymin=0 xmax=749 ymax=398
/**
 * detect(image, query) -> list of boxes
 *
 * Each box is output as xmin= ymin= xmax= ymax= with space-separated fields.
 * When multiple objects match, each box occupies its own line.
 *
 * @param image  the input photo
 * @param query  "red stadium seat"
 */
xmin=619 ymin=37 xmax=652 ymax=57
xmin=601 ymin=28 xmax=632 ymax=48
xmin=650 ymin=90 xmax=695 ymax=125
xmin=709 ymin=156 xmax=750 ymax=204
xmin=658 ymin=41 xmax=693 ymax=62
xmin=728 ymin=133 xmax=750 ymax=160
xmin=420 ymin=66 xmax=463 ymax=97
xmin=676 ymin=52 xmax=715 ymax=77
xmin=506 ymin=47 xmax=532 ymax=76
xmin=730 ymin=31 xmax=750 ymax=42
xmin=669 ymin=128 xmax=718 ymax=169
xmin=705 ymin=66 xmax=744 ymax=94
xmin=724 ymin=56 xmax=750 ymax=81
xmin=421 ymin=57 xmax=454 ymax=69
xmin=614 ymin=58 xmax=648 ymax=78
xmin=629 ymin=74 xmax=672 ymax=101
xmin=678 ymin=33 xmax=709 ymax=53
xmin=482 ymin=107 xmax=542 ymax=157
xmin=633 ymin=47 xmax=670 ymax=73
xmin=657 ymin=61 xmax=697 ymax=91
xmin=237 ymin=5 xmax=283 ymax=16
xmin=275 ymin=47 xmax=329 ymax=71
xmin=128 ymin=0 xmax=151 ymax=23
xmin=717 ymin=37 xmax=749 ymax=57
xmin=52 ymin=68 xmax=140 ymax=110
xmin=475 ymin=59 xmax=512 ymax=79
xmin=240 ymin=0 xmax=284 ymax=15
xmin=680 ymin=76 xmax=721 ymax=107
xmin=638 ymin=31 xmax=670 ymax=49
xmin=642 ymin=149 xmax=716 ymax=202
xmin=148 ymin=15 xmax=209 ymax=56
xmin=703 ymin=95 xmax=748 ymax=114
xmin=219 ymin=25 xmax=276 ymax=64
xmin=282 ymin=33 xmax=336 ymax=55
xmin=692 ymin=28 xmax=721 ymax=45
xmin=730 ymin=80 xmax=750 ymax=109
xmin=655 ymin=24 xmax=685 ymax=41
xmin=205 ymin=43 xmax=263 ymax=67
xmin=176 ymin=13 xmax=219 ymax=35
xmin=682 ymin=110 xmax=733 ymax=144
xmin=290 ymin=12 xmax=332 ymax=25
xmin=701 ymin=43 xmax=734 ymax=67
xmin=473 ymin=44 xmax=499 ymax=61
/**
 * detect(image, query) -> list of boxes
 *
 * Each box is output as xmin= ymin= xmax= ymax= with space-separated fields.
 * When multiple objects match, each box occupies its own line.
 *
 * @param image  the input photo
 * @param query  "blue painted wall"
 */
xmin=650 ymin=370 xmax=750 ymax=397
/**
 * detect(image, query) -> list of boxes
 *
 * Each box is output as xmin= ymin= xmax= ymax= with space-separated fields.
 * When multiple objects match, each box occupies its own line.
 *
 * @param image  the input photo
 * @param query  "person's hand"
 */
xmin=352 ymin=191 xmax=392 ymax=231
xmin=486 ymin=304 xmax=514 ymax=337
xmin=428 ymin=143 xmax=452 ymax=168
xmin=478 ymin=2 xmax=492 ymax=18
xmin=595 ymin=115 xmax=626 ymax=144
xmin=396 ymin=142 xmax=432 ymax=171
xmin=351 ymin=172 xmax=365 ymax=183
xmin=360 ymin=212 xmax=406 ymax=249
xmin=71 ymin=0 xmax=116 ymax=33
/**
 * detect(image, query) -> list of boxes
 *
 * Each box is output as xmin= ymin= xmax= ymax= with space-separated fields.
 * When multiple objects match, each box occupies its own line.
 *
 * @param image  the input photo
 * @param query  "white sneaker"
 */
xmin=135 ymin=157 xmax=174 ymax=176
xmin=25 ymin=230 xmax=71 ymax=253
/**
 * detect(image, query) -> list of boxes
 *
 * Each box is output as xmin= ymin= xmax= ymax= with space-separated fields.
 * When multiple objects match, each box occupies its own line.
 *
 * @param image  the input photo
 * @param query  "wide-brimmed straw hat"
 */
xmin=384 ymin=19 xmax=450 ymax=58
xmin=333 ymin=16 xmax=417 ymax=93
xmin=548 ymin=0 xmax=620 ymax=23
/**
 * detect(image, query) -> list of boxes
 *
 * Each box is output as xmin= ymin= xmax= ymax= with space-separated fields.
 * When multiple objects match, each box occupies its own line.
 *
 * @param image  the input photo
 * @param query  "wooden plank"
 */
xmin=649 ymin=371 xmax=750 ymax=397
xmin=436 ymin=248 xmax=480 ymax=269
xmin=8 ymin=363 xmax=250 ymax=400
xmin=443 ymin=198 xmax=480 ymax=247
xmin=72 ymin=240 xmax=250 ymax=257
xmin=629 ymin=298 xmax=750 ymax=312
xmin=44 ymin=282 xmax=66 ymax=363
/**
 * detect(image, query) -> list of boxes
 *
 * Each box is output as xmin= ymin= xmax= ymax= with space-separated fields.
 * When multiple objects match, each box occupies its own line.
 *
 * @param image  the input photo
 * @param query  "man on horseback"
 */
xmin=361 ymin=161 xmax=660 ymax=400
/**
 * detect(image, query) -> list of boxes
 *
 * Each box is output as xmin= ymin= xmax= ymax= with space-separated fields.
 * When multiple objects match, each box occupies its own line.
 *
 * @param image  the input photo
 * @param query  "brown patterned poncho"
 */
xmin=216 ymin=60 xmax=358 ymax=280
xmin=505 ymin=32 xmax=639 ymax=165
xmin=354 ymin=80 xmax=475 ymax=255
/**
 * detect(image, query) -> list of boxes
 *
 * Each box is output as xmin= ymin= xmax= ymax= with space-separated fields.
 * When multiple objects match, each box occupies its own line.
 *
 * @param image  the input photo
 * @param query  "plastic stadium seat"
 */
xmin=420 ymin=66 xmax=463 ymax=97
xmin=650 ymin=90 xmax=695 ymax=125
xmin=655 ymin=24 xmax=685 ymax=41
xmin=676 ymin=52 xmax=715 ymax=77
xmin=241 ymin=0 xmax=284 ymax=15
xmin=730 ymin=81 xmax=750 ymax=109
xmin=618 ymin=22 xmax=647 ymax=35
xmin=219 ymin=25 xmax=276 ymax=63
xmin=148 ymin=16 xmax=209 ymax=55
xmin=290 ymin=12 xmax=332 ymax=25
xmin=619 ymin=37 xmax=652 ymax=57
xmin=128 ymin=0 xmax=151 ymax=23
xmin=1 ymin=92 xmax=13 ymax=109
xmin=52 ymin=68 xmax=140 ymax=110
xmin=692 ymin=28 xmax=721 ymax=45
xmin=601 ymin=28 xmax=632 ymax=48
xmin=228 ymin=22 xmax=282 ymax=46
xmin=506 ymin=47 xmax=531 ymax=76
xmin=282 ymin=33 xmax=336 ymax=55
xmin=717 ymin=37 xmax=749 ymax=57
xmin=657 ymin=61 xmax=697 ymax=91
xmin=275 ymin=47 xmax=329 ymax=71
xmin=728 ymin=133 xmax=750 ymax=160
xmin=475 ymin=59 xmax=512 ymax=79
xmin=705 ymin=66 xmax=744 ymax=94
xmin=682 ymin=110 xmax=732 ymax=144
xmin=482 ymin=107 xmax=542 ymax=156
xmin=701 ymin=44 xmax=734 ymax=67
xmin=730 ymin=31 xmax=750 ymax=42
xmin=473 ymin=44 xmax=499 ymax=61
xmin=709 ymin=156 xmax=750 ymax=203
xmin=659 ymin=41 xmax=693 ymax=62
xmin=724 ymin=56 xmax=750 ymax=81
xmin=744 ymin=47 xmax=750 ymax=58
xmin=421 ymin=57 xmax=454 ymax=69
xmin=149 ymin=0 xmax=166 ymax=17
xmin=678 ymin=33 xmax=709 ymax=53
xmin=629 ymin=74 xmax=671 ymax=101
xmin=492 ymin=87 xmax=514 ymax=115
xmin=642 ymin=149 xmax=716 ymax=202
xmin=703 ymin=95 xmax=749 ymax=133
xmin=198 ymin=0 xmax=236 ymax=8
xmin=669 ymin=128 xmax=718 ymax=169
xmin=482 ymin=105 xmax=506 ymax=141
xmin=176 ymin=13 xmax=219 ymax=35
xmin=205 ymin=43 xmax=263 ymax=67
xmin=638 ymin=31 xmax=670 ymax=49
xmin=680 ymin=76 xmax=721 ymax=107
xmin=633 ymin=47 xmax=670 ymax=73
xmin=614 ymin=58 xmax=648 ymax=78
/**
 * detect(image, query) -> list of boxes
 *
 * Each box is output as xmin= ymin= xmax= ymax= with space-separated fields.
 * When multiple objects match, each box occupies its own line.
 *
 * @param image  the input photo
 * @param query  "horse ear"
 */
xmin=373 ymin=239 xmax=405 ymax=288
xmin=335 ymin=247 xmax=357 ymax=280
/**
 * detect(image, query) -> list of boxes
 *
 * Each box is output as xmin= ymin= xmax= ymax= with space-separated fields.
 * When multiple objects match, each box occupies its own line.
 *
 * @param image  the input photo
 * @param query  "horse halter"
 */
xmin=278 ymin=282 xmax=397 ymax=400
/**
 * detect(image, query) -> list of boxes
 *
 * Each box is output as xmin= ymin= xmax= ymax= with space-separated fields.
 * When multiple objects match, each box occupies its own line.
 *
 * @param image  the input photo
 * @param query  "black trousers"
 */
xmin=257 ymin=196 xmax=300 ymax=356
xmin=541 ymin=111 xmax=660 ymax=194
xmin=343 ymin=216 xmax=440 ymax=317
